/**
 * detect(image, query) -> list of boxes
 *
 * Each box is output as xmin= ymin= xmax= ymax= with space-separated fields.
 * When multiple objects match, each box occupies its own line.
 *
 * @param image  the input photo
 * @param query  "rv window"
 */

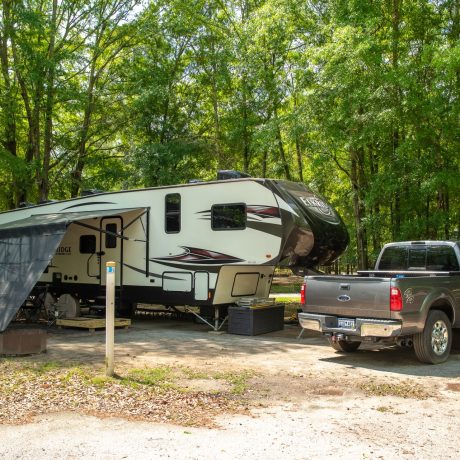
xmin=105 ymin=223 xmax=117 ymax=248
xmin=212 ymin=204 xmax=246 ymax=230
xmin=165 ymin=193 xmax=181 ymax=233
xmin=80 ymin=235 xmax=96 ymax=254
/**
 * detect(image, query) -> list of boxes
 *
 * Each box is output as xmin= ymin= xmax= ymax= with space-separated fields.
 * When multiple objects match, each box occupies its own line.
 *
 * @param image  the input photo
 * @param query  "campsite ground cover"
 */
xmin=0 ymin=318 xmax=459 ymax=459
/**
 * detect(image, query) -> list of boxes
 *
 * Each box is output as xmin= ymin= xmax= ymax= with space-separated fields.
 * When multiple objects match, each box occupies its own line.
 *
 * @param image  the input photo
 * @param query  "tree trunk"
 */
xmin=350 ymin=148 xmax=368 ymax=269
xmin=241 ymin=76 xmax=251 ymax=173
xmin=70 ymin=61 xmax=96 ymax=197
xmin=40 ymin=0 xmax=58 ymax=202
xmin=295 ymin=136 xmax=303 ymax=182
xmin=273 ymin=106 xmax=291 ymax=180
xmin=0 ymin=0 xmax=18 ymax=207
xmin=391 ymin=0 xmax=402 ymax=238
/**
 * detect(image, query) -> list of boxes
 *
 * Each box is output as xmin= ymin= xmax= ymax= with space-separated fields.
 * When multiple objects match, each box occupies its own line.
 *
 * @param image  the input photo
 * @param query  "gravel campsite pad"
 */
xmin=0 ymin=320 xmax=459 ymax=459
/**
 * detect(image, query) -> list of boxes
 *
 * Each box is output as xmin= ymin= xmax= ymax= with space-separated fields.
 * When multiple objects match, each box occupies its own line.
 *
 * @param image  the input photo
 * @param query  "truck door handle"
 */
xmin=340 ymin=284 xmax=350 ymax=290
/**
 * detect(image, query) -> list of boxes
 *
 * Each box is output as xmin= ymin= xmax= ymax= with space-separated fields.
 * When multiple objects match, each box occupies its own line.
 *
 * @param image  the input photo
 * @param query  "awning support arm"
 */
xmin=146 ymin=208 xmax=150 ymax=277
xmin=122 ymin=209 xmax=149 ymax=233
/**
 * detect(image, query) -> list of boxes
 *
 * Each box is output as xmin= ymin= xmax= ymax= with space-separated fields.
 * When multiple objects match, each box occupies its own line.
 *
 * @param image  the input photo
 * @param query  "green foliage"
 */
xmin=0 ymin=0 xmax=459 ymax=267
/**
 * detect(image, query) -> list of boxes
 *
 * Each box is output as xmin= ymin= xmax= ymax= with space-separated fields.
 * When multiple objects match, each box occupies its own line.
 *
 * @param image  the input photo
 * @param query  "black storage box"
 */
xmin=228 ymin=305 xmax=284 ymax=336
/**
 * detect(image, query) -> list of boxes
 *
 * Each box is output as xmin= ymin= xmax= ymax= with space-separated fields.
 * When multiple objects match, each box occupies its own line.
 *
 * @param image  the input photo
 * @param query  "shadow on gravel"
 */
xmin=318 ymin=330 xmax=460 ymax=378
xmin=31 ymin=320 xmax=329 ymax=367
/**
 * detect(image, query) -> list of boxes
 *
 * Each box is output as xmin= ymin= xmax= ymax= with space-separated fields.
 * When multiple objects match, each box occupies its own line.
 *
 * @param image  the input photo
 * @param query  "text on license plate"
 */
xmin=338 ymin=318 xmax=355 ymax=329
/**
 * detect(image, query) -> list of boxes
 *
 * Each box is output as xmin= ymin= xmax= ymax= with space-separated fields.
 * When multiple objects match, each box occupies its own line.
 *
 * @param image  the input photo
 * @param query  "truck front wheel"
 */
xmin=413 ymin=310 xmax=452 ymax=364
xmin=327 ymin=338 xmax=361 ymax=352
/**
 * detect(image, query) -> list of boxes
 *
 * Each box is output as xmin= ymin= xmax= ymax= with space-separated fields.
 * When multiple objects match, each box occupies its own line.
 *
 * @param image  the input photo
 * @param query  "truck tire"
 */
xmin=327 ymin=338 xmax=361 ymax=352
xmin=413 ymin=310 xmax=452 ymax=364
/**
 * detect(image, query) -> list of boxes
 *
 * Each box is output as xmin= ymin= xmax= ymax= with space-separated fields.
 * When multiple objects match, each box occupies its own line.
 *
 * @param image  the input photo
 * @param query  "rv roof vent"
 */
xmin=81 ymin=189 xmax=104 ymax=197
xmin=19 ymin=201 xmax=35 ymax=208
xmin=217 ymin=170 xmax=251 ymax=180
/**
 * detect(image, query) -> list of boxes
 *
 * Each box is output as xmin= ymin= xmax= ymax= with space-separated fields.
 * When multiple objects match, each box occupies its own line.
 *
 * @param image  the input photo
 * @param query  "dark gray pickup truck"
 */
xmin=298 ymin=241 xmax=460 ymax=364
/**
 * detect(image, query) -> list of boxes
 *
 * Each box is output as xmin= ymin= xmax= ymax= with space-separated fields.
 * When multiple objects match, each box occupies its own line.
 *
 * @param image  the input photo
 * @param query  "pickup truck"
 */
xmin=298 ymin=241 xmax=460 ymax=364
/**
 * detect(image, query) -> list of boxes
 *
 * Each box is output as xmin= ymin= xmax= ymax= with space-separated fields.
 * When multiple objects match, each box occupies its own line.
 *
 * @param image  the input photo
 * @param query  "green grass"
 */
xmin=214 ymin=370 xmax=254 ymax=395
xmin=270 ymin=283 xmax=301 ymax=294
xmin=180 ymin=367 xmax=211 ymax=380
xmin=273 ymin=296 xmax=301 ymax=304
xmin=124 ymin=366 xmax=176 ymax=389
xmin=359 ymin=381 xmax=430 ymax=399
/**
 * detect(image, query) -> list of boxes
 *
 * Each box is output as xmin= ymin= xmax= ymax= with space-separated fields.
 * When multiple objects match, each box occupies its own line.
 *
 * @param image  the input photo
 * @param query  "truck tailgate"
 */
xmin=302 ymin=276 xmax=393 ymax=319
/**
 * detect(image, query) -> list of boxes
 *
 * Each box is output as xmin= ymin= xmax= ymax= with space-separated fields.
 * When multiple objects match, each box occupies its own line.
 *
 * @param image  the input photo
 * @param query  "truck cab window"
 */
xmin=212 ymin=204 xmax=246 ymax=230
xmin=165 ymin=193 xmax=181 ymax=233
xmin=407 ymin=247 xmax=426 ymax=270
xmin=378 ymin=247 xmax=407 ymax=270
xmin=427 ymin=246 xmax=459 ymax=271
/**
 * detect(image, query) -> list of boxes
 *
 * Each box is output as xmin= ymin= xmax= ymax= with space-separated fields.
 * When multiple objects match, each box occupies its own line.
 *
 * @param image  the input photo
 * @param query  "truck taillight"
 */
xmin=390 ymin=287 xmax=402 ymax=311
xmin=300 ymin=283 xmax=306 ymax=304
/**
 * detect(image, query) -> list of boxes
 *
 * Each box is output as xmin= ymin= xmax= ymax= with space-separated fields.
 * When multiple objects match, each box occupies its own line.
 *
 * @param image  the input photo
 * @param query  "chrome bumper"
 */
xmin=298 ymin=313 xmax=402 ymax=338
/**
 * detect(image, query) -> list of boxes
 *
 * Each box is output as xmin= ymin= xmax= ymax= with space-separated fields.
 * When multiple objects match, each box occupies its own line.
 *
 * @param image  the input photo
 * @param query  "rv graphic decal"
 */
xmin=196 ymin=205 xmax=281 ymax=221
xmin=63 ymin=201 xmax=115 ymax=210
xmin=246 ymin=205 xmax=281 ymax=219
xmin=154 ymin=247 xmax=243 ymax=265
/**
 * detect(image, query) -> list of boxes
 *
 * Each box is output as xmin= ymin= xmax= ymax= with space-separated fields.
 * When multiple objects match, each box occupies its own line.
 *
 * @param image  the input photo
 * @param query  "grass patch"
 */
xmin=180 ymin=367 xmax=211 ymax=380
xmin=359 ymin=381 xmax=430 ymax=399
xmin=270 ymin=284 xmax=301 ymax=294
xmin=375 ymin=406 xmax=391 ymax=413
xmin=214 ymin=370 xmax=255 ymax=395
xmin=125 ymin=366 xmax=176 ymax=390
xmin=273 ymin=296 xmax=301 ymax=304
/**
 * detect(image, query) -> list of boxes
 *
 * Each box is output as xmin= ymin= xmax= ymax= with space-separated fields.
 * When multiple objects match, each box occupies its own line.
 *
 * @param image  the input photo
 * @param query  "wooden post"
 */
xmin=105 ymin=261 xmax=116 ymax=377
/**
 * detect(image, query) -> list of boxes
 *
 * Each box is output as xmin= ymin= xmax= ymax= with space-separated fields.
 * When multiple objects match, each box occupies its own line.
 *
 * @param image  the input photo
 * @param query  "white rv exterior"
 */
xmin=0 ymin=178 xmax=349 ymax=316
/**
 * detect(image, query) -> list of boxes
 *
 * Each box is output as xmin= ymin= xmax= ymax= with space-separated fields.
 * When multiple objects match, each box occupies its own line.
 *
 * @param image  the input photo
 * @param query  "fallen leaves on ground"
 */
xmin=0 ymin=361 xmax=247 ymax=427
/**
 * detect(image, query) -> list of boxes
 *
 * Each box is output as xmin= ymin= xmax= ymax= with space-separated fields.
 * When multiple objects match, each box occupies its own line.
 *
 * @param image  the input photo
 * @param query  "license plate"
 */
xmin=338 ymin=318 xmax=355 ymax=329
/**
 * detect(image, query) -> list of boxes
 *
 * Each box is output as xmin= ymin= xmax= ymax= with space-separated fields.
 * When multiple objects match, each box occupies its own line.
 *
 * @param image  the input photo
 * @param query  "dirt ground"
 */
xmin=1 ymin=317 xmax=460 ymax=459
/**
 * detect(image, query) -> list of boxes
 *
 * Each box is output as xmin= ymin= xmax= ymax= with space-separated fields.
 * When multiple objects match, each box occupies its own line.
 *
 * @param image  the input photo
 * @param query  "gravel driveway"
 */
xmin=0 ymin=319 xmax=459 ymax=459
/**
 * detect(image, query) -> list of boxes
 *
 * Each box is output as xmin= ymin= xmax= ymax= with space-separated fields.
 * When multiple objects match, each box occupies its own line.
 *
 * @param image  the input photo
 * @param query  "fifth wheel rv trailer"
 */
xmin=0 ymin=176 xmax=349 ymax=331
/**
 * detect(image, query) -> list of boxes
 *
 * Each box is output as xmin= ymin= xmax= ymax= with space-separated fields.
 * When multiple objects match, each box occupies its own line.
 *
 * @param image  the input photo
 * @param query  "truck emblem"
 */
xmin=337 ymin=295 xmax=351 ymax=302
xmin=404 ymin=288 xmax=415 ymax=304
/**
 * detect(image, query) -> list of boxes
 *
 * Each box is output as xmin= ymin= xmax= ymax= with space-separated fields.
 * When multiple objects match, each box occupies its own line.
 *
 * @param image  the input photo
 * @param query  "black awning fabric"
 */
xmin=0 ymin=207 xmax=144 ymax=332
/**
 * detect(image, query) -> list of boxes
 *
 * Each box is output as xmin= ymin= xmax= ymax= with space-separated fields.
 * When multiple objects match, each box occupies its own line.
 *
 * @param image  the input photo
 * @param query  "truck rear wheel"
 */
xmin=413 ymin=310 xmax=452 ymax=364
xmin=327 ymin=338 xmax=361 ymax=352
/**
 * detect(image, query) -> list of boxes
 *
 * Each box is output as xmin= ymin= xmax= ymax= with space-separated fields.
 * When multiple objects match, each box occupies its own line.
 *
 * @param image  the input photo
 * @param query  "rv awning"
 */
xmin=0 ymin=207 xmax=145 ymax=332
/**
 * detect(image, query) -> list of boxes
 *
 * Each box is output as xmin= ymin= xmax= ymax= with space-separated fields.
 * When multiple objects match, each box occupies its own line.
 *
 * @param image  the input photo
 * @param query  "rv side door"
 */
xmin=100 ymin=217 xmax=123 ymax=286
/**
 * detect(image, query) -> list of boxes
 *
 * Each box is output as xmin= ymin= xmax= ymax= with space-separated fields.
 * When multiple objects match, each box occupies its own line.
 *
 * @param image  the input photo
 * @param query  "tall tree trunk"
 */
xmin=295 ymin=136 xmax=303 ymax=182
xmin=70 ymin=61 xmax=96 ymax=197
xmin=0 ymin=0 xmax=18 ymax=207
xmin=241 ymin=76 xmax=251 ymax=173
xmin=209 ymin=36 xmax=222 ymax=168
xmin=40 ymin=0 xmax=58 ymax=201
xmin=273 ymin=105 xmax=291 ymax=180
xmin=391 ymin=0 xmax=401 ymax=238
xmin=262 ymin=150 xmax=268 ymax=178
xmin=292 ymin=91 xmax=303 ymax=182
xmin=369 ymin=148 xmax=380 ymax=252
xmin=350 ymin=148 xmax=368 ymax=269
